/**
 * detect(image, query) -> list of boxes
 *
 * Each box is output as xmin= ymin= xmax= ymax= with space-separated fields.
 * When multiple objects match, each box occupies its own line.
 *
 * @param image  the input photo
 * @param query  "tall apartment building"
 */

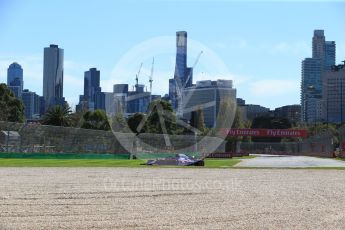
xmin=43 ymin=44 xmax=65 ymax=110
xmin=21 ymin=89 xmax=40 ymax=120
xmin=76 ymin=68 xmax=105 ymax=112
xmin=301 ymin=58 xmax=322 ymax=122
xmin=322 ymin=63 xmax=345 ymax=123
xmin=301 ymin=30 xmax=336 ymax=123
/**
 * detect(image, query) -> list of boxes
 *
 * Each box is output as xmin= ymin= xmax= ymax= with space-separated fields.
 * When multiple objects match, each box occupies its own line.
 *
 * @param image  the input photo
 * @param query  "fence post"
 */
xmin=6 ymin=130 xmax=9 ymax=153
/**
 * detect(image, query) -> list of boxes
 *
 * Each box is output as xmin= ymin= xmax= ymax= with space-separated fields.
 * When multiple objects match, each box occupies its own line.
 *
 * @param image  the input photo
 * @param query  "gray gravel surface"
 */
xmin=1 ymin=168 xmax=345 ymax=229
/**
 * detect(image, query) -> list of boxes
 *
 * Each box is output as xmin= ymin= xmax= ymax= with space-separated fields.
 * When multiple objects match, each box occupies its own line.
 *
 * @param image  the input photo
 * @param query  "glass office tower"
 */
xmin=43 ymin=44 xmax=65 ymax=110
xmin=7 ymin=62 xmax=23 ymax=98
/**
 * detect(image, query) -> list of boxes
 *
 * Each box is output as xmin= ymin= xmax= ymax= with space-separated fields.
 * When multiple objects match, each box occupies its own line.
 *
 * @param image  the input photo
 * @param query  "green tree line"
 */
xmin=1 ymin=83 xmax=343 ymax=142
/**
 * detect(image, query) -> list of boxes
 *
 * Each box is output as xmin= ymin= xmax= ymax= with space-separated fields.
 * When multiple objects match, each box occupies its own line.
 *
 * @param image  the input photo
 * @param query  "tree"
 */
xmin=242 ymin=119 xmax=252 ymax=142
xmin=217 ymin=98 xmax=237 ymax=129
xmin=127 ymin=112 xmax=147 ymax=134
xmin=81 ymin=110 xmax=110 ymax=131
xmin=69 ymin=110 xmax=85 ymax=128
xmin=226 ymin=107 xmax=244 ymax=152
xmin=146 ymin=100 xmax=177 ymax=134
xmin=41 ymin=104 xmax=72 ymax=126
xmin=232 ymin=107 xmax=244 ymax=129
xmin=112 ymin=112 xmax=130 ymax=132
xmin=307 ymin=123 xmax=337 ymax=136
xmin=0 ymin=83 xmax=25 ymax=122
xmin=306 ymin=123 xmax=338 ymax=146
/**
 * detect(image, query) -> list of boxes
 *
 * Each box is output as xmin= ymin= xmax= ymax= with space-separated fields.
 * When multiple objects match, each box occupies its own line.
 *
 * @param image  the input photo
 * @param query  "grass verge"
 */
xmin=335 ymin=157 xmax=345 ymax=161
xmin=0 ymin=159 xmax=146 ymax=167
xmin=0 ymin=158 xmax=245 ymax=168
xmin=204 ymin=158 xmax=243 ymax=168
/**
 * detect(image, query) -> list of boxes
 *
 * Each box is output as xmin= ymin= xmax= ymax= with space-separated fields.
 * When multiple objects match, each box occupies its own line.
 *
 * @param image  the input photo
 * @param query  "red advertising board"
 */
xmin=224 ymin=128 xmax=308 ymax=138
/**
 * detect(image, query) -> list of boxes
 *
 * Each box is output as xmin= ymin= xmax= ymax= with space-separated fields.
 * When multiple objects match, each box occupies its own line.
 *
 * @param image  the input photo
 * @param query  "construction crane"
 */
xmin=149 ymin=57 xmax=154 ymax=93
xmin=184 ymin=50 xmax=203 ymax=88
xmin=135 ymin=62 xmax=143 ymax=91
xmin=148 ymin=57 xmax=155 ymax=102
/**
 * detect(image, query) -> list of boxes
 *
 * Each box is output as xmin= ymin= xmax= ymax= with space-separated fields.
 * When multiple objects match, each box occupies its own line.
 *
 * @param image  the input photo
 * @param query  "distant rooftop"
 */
xmin=9 ymin=62 xmax=22 ymax=68
xmin=187 ymin=79 xmax=233 ymax=89
xmin=314 ymin=30 xmax=324 ymax=36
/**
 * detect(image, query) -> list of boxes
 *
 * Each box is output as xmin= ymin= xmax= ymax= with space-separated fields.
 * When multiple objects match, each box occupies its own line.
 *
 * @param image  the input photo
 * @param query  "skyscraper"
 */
xmin=7 ymin=62 xmax=23 ymax=98
xmin=312 ymin=30 xmax=336 ymax=71
xmin=324 ymin=41 xmax=336 ymax=71
xmin=43 ymin=44 xmax=65 ymax=110
xmin=301 ymin=58 xmax=322 ymax=122
xmin=170 ymin=31 xmax=194 ymax=111
xmin=77 ymin=68 xmax=105 ymax=111
xmin=168 ymin=78 xmax=177 ymax=109
xmin=84 ymin=68 xmax=100 ymax=110
xmin=322 ymin=63 xmax=345 ymax=123
xmin=21 ymin=89 xmax=40 ymax=120
xmin=312 ymin=30 xmax=325 ymax=60
xmin=301 ymin=30 xmax=336 ymax=122
xmin=175 ymin=31 xmax=187 ymax=86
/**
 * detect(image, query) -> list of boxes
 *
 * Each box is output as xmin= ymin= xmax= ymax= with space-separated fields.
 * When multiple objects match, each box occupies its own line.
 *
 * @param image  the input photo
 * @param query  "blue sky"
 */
xmin=0 ymin=0 xmax=344 ymax=109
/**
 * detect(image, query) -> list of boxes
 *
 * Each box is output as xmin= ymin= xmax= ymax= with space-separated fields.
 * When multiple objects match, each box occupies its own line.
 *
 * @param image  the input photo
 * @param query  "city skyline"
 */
xmin=0 ymin=1 xmax=345 ymax=109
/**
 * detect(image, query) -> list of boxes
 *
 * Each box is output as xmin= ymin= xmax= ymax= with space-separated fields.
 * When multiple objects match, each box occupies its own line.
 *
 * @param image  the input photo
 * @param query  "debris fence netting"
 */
xmin=0 ymin=121 xmax=338 ymax=158
xmin=239 ymin=131 xmax=334 ymax=158
xmin=0 ymin=121 xmax=226 ymax=159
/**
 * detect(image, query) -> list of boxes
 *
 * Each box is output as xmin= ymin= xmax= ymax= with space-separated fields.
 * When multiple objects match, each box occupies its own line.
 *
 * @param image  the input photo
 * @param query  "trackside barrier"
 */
xmin=238 ymin=130 xmax=334 ymax=158
xmin=338 ymin=126 xmax=345 ymax=158
xmin=0 ymin=121 xmax=226 ymax=158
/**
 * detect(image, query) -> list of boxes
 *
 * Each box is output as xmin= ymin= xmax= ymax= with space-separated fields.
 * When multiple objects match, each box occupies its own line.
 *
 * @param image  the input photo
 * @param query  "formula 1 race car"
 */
xmin=146 ymin=154 xmax=205 ymax=166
